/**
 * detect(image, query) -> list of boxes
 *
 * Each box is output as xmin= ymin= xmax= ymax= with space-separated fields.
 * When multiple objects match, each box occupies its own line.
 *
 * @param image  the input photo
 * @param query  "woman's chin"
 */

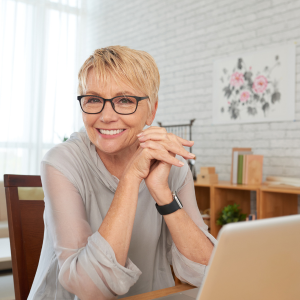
xmin=95 ymin=138 xmax=139 ymax=157
xmin=96 ymin=143 xmax=122 ymax=155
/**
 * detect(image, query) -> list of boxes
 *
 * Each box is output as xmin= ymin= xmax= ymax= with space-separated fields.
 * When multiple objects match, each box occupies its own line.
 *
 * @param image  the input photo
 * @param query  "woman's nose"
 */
xmin=99 ymin=100 xmax=118 ymax=123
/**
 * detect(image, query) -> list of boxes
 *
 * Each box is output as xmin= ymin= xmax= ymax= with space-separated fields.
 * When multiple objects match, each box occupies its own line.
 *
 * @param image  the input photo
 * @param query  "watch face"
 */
xmin=174 ymin=192 xmax=183 ymax=208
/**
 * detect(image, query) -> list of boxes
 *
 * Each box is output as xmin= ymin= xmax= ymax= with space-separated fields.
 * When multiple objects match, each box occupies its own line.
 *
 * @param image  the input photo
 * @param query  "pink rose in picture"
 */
xmin=230 ymin=72 xmax=244 ymax=88
xmin=253 ymin=75 xmax=268 ymax=94
xmin=240 ymin=90 xmax=250 ymax=102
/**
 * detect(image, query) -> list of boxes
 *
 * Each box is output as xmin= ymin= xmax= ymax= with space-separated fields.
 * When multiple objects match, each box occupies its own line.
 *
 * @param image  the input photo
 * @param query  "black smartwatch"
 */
xmin=155 ymin=191 xmax=183 ymax=215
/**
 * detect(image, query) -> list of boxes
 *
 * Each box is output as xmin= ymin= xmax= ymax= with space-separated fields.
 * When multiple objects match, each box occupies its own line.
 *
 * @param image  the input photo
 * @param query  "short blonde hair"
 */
xmin=78 ymin=46 xmax=160 ymax=111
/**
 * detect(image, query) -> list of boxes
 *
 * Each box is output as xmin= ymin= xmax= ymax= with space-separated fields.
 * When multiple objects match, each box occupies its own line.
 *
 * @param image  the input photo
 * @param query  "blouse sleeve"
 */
xmin=168 ymin=169 xmax=217 ymax=287
xmin=41 ymin=162 xmax=142 ymax=300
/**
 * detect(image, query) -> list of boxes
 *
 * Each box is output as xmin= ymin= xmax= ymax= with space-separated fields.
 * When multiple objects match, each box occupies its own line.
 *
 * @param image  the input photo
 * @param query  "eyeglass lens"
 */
xmin=81 ymin=96 xmax=137 ymax=114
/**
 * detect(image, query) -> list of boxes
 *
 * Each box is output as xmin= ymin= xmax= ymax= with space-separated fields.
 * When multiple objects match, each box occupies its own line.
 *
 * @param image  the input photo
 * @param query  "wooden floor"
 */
xmin=0 ymin=269 xmax=14 ymax=300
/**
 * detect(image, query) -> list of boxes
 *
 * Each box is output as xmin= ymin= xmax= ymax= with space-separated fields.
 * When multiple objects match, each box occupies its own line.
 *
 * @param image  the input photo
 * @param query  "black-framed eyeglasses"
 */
xmin=77 ymin=95 xmax=149 ymax=115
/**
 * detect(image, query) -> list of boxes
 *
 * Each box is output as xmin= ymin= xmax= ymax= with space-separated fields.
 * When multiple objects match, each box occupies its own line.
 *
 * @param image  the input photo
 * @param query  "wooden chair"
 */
xmin=4 ymin=174 xmax=183 ymax=300
xmin=4 ymin=174 xmax=44 ymax=300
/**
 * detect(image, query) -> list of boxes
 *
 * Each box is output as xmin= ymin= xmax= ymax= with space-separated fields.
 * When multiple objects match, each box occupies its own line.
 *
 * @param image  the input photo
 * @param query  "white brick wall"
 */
xmin=85 ymin=0 xmax=300 ymax=183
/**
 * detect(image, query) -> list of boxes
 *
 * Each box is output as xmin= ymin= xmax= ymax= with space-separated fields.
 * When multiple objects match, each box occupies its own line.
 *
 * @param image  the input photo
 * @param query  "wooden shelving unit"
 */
xmin=259 ymin=185 xmax=299 ymax=219
xmin=194 ymin=181 xmax=300 ymax=238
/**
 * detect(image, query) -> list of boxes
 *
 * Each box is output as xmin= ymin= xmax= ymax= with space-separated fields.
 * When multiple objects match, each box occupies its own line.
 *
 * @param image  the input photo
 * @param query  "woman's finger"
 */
xmin=138 ymin=126 xmax=166 ymax=134
xmin=137 ymin=127 xmax=195 ymax=157
xmin=176 ymin=135 xmax=194 ymax=146
xmin=140 ymin=139 xmax=194 ymax=160
xmin=139 ymin=140 xmax=177 ymax=159
xmin=138 ymin=132 xmax=194 ymax=147
xmin=139 ymin=140 xmax=165 ymax=150
xmin=138 ymin=127 xmax=194 ymax=145
xmin=139 ymin=131 xmax=194 ymax=157
xmin=141 ymin=146 xmax=184 ymax=167
xmin=137 ymin=126 xmax=167 ymax=137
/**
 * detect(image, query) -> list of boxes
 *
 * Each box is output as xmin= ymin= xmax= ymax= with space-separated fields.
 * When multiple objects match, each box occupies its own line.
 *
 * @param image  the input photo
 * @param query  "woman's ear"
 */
xmin=146 ymin=100 xmax=158 ymax=126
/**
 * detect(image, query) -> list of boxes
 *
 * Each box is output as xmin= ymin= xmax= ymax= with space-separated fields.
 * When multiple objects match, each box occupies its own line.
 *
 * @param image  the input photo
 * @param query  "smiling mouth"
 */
xmin=97 ymin=129 xmax=125 ymax=135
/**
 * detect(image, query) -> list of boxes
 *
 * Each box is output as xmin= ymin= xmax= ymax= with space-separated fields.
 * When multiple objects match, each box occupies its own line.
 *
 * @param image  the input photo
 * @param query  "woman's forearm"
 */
xmin=151 ymin=188 xmax=213 ymax=265
xmin=98 ymin=172 xmax=141 ymax=266
xmin=163 ymin=204 xmax=214 ymax=265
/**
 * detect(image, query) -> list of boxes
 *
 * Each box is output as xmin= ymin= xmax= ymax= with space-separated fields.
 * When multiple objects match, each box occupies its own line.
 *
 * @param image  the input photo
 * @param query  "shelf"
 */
xmin=214 ymin=181 xmax=260 ymax=191
xmin=194 ymin=182 xmax=212 ymax=188
xmin=194 ymin=180 xmax=260 ymax=190
xmin=194 ymin=180 xmax=299 ymax=238
xmin=260 ymin=185 xmax=300 ymax=194
xmin=194 ymin=185 xmax=210 ymax=212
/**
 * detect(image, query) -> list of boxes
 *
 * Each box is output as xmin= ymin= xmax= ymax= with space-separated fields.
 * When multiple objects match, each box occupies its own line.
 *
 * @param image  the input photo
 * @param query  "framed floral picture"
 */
xmin=213 ymin=44 xmax=295 ymax=124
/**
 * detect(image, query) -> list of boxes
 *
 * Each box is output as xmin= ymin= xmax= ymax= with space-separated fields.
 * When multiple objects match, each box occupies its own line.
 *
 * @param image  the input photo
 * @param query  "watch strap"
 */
xmin=155 ymin=191 xmax=183 ymax=215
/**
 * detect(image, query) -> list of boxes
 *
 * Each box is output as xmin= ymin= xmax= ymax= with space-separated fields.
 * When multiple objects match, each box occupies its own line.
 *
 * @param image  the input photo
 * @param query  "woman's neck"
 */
xmin=96 ymin=140 xmax=140 ymax=179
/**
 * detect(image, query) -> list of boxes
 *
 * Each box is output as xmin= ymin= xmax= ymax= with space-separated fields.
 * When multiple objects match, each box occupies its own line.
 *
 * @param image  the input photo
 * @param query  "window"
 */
xmin=0 ymin=0 xmax=85 ymax=175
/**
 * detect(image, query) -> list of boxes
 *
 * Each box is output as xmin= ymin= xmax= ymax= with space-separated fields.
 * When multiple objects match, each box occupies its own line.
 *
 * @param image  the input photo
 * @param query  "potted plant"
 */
xmin=217 ymin=204 xmax=246 ymax=226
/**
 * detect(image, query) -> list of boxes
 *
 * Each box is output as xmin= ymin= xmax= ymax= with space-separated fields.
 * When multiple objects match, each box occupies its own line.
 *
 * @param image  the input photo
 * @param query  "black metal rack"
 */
xmin=157 ymin=119 xmax=195 ymax=153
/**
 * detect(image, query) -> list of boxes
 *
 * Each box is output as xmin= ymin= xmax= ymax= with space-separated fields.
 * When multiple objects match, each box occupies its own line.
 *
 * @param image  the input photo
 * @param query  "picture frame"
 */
xmin=213 ymin=43 xmax=296 ymax=124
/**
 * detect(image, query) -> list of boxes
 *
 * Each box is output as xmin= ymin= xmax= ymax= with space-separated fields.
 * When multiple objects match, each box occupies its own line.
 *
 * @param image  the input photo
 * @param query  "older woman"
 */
xmin=28 ymin=46 xmax=216 ymax=300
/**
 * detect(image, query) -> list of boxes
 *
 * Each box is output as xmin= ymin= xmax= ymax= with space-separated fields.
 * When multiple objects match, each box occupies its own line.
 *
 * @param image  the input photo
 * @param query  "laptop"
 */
xmin=156 ymin=214 xmax=300 ymax=300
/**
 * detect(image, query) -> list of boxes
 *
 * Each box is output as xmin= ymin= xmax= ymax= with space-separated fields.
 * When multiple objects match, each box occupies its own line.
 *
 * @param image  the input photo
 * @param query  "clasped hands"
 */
xmin=126 ymin=126 xmax=195 ymax=206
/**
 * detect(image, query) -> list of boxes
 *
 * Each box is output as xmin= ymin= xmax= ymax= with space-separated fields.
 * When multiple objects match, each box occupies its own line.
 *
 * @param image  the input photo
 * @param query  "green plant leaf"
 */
xmin=216 ymin=204 xmax=247 ymax=225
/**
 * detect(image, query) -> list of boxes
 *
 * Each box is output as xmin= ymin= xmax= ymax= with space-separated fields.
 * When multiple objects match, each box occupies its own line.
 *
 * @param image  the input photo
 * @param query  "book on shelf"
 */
xmin=237 ymin=154 xmax=244 ymax=184
xmin=242 ymin=154 xmax=247 ymax=184
xmin=231 ymin=148 xmax=263 ymax=185
xmin=245 ymin=154 xmax=264 ymax=184
xmin=231 ymin=148 xmax=252 ymax=184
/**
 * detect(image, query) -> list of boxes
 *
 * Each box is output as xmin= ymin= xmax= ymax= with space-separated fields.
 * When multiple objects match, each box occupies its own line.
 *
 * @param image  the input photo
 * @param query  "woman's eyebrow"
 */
xmin=115 ymin=91 xmax=134 ymax=96
xmin=85 ymin=90 xmax=101 ymax=96
xmin=86 ymin=91 xmax=135 ymax=97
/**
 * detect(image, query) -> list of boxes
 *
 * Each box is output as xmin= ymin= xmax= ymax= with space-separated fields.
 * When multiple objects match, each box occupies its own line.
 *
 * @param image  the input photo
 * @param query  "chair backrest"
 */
xmin=4 ymin=174 xmax=44 ymax=300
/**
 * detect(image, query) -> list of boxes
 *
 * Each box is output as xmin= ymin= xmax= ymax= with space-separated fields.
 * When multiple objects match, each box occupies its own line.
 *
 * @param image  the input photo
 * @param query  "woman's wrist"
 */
xmin=149 ymin=187 xmax=173 ymax=206
xmin=121 ymin=168 xmax=143 ymax=186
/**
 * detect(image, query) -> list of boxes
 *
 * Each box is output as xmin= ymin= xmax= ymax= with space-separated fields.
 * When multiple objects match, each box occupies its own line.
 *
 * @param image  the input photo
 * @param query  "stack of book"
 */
xmin=230 ymin=148 xmax=264 ymax=185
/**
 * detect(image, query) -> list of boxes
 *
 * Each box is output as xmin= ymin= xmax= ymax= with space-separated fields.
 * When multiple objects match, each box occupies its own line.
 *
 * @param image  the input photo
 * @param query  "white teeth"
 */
xmin=99 ymin=129 xmax=124 ymax=135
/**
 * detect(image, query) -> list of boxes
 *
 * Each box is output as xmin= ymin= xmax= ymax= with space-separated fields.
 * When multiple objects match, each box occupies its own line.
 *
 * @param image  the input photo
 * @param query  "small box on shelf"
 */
xmin=197 ymin=173 xmax=218 ymax=184
xmin=197 ymin=166 xmax=218 ymax=184
xmin=200 ymin=167 xmax=215 ymax=175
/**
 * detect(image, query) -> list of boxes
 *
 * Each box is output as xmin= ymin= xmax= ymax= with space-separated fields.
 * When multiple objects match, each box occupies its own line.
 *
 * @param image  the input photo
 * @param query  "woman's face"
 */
xmin=82 ymin=68 xmax=157 ymax=156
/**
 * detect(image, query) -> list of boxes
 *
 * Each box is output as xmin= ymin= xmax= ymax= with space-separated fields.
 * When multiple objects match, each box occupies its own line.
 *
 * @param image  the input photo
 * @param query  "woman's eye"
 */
xmin=119 ymin=97 xmax=133 ymax=104
xmin=88 ymin=97 xmax=101 ymax=103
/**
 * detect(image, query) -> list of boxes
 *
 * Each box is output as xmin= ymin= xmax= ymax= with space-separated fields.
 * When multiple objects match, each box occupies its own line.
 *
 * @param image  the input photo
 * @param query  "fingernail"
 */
xmin=189 ymin=153 xmax=196 ymax=158
xmin=179 ymin=161 xmax=184 ymax=166
xmin=137 ymin=133 xmax=143 ymax=137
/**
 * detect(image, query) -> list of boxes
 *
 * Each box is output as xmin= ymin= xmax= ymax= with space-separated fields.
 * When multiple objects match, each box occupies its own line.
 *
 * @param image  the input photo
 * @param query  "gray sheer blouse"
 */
xmin=28 ymin=131 xmax=217 ymax=300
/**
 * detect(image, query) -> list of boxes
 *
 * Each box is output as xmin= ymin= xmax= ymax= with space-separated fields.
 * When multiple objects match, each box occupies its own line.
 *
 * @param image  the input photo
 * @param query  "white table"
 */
xmin=0 ymin=238 xmax=14 ymax=300
xmin=0 ymin=221 xmax=9 ymax=239
xmin=0 ymin=272 xmax=14 ymax=300
xmin=0 ymin=238 xmax=12 ymax=270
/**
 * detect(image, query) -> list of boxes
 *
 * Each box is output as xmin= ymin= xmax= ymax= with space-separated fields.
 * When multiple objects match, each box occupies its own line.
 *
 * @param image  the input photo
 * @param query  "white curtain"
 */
xmin=0 ymin=0 xmax=85 ymax=176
